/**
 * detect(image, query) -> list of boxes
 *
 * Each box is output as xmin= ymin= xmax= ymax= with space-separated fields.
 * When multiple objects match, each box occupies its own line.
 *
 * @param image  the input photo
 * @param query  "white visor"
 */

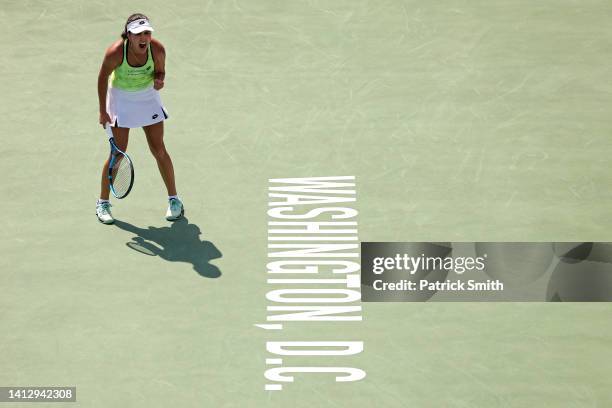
xmin=127 ymin=18 xmax=154 ymax=34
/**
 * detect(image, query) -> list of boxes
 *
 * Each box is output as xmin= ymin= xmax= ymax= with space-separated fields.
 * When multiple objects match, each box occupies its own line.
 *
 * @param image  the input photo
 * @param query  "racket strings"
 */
xmin=110 ymin=153 xmax=133 ymax=197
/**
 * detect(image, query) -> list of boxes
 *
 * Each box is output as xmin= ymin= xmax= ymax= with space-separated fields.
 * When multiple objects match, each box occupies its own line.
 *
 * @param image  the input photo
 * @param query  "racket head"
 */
xmin=107 ymin=135 xmax=135 ymax=199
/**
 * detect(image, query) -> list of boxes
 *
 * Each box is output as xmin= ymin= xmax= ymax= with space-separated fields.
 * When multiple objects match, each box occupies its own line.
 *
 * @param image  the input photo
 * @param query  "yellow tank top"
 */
xmin=110 ymin=41 xmax=154 ymax=91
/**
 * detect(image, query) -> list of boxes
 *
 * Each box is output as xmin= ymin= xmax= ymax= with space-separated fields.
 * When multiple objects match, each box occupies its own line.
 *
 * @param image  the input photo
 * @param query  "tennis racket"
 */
xmin=105 ymin=124 xmax=134 ymax=199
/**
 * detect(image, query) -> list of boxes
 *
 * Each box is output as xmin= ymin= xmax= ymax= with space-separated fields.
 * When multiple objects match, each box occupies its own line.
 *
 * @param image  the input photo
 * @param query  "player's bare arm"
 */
xmin=152 ymin=39 xmax=165 ymax=90
xmin=98 ymin=41 xmax=123 ymax=126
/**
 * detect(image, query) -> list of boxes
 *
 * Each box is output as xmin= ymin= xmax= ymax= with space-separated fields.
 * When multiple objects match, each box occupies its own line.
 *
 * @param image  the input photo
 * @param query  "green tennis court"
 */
xmin=1 ymin=0 xmax=612 ymax=406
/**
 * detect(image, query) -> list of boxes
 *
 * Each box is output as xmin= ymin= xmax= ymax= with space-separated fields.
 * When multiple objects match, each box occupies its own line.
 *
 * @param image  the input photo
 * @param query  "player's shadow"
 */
xmin=113 ymin=217 xmax=222 ymax=278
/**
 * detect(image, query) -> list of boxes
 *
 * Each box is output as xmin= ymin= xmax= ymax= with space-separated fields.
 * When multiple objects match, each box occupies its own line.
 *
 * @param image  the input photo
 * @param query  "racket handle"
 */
xmin=105 ymin=123 xmax=114 ymax=140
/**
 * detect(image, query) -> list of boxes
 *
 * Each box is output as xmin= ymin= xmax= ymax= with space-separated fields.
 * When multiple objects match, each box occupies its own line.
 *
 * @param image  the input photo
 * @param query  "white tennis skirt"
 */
xmin=107 ymin=85 xmax=169 ymax=128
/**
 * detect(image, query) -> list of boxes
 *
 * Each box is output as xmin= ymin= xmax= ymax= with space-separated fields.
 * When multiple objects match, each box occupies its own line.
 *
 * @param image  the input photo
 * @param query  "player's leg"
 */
xmin=97 ymin=126 xmax=130 ymax=224
xmin=143 ymin=121 xmax=177 ymax=195
xmin=143 ymin=121 xmax=183 ymax=220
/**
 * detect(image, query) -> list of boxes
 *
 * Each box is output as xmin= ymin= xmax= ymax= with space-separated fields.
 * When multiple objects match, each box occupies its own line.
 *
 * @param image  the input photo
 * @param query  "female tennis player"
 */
xmin=96 ymin=13 xmax=183 ymax=224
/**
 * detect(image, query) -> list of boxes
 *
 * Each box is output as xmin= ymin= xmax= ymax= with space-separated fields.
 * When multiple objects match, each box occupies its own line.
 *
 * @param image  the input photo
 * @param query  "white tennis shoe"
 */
xmin=165 ymin=198 xmax=184 ymax=221
xmin=96 ymin=202 xmax=115 ymax=224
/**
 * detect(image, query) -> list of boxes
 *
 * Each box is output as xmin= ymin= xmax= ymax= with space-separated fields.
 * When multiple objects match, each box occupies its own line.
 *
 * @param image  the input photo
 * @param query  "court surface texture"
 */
xmin=1 ymin=1 xmax=612 ymax=406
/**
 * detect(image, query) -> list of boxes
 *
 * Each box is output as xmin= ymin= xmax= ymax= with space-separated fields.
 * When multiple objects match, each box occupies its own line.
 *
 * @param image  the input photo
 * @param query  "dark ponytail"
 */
xmin=121 ymin=13 xmax=149 ymax=39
